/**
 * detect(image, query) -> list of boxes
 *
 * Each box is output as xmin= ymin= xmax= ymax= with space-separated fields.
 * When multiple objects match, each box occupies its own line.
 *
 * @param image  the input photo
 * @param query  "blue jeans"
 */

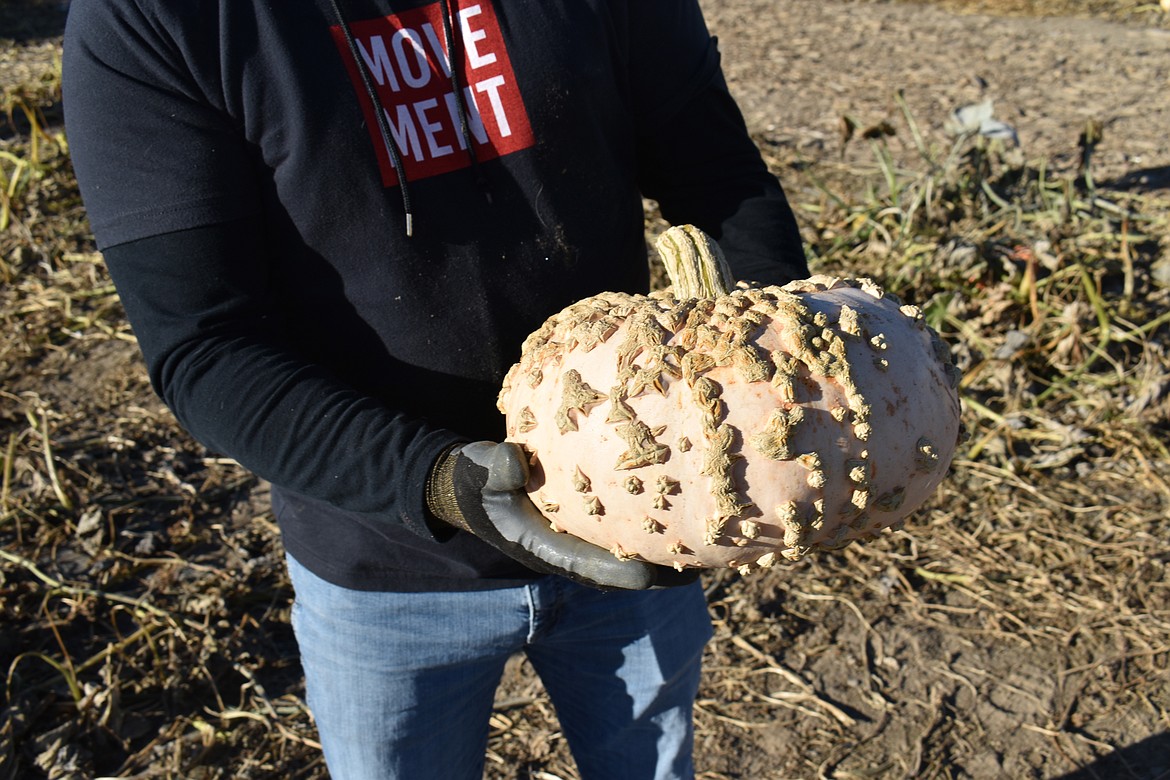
xmin=286 ymin=555 xmax=713 ymax=780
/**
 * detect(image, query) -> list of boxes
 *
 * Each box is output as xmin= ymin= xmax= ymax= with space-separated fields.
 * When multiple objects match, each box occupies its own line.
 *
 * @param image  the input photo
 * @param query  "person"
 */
xmin=62 ymin=0 xmax=808 ymax=777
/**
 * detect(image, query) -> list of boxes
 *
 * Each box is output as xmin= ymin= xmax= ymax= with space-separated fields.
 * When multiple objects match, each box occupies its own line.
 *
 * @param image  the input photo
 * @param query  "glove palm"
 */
xmin=427 ymin=442 xmax=696 ymax=590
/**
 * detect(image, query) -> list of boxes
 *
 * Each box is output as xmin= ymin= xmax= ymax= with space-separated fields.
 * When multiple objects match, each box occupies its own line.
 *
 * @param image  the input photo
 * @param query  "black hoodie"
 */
xmin=62 ymin=0 xmax=808 ymax=591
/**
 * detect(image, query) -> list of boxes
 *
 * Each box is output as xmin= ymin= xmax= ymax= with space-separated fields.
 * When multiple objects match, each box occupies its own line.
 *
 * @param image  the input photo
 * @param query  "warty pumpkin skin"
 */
xmin=497 ymin=226 xmax=963 ymax=573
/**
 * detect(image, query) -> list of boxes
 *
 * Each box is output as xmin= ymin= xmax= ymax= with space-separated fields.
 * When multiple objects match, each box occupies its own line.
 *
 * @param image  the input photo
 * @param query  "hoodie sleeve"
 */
xmin=626 ymin=0 xmax=809 ymax=286
xmin=97 ymin=219 xmax=465 ymax=538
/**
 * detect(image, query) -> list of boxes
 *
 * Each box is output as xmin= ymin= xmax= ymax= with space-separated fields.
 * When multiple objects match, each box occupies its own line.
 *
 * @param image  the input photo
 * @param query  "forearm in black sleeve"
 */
xmin=636 ymin=70 xmax=809 ymax=287
xmin=102 ymin=216 xmax=464 ymax=537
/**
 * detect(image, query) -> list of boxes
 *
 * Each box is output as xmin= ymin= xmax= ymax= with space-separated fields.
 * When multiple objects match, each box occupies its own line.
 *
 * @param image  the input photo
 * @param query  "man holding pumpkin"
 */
xmin=63 ymin=0 xmax=807 ymax=777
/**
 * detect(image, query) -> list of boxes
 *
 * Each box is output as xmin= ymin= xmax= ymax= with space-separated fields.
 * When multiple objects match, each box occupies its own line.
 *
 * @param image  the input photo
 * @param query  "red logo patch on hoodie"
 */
xmin=331 ymin=2 xmax=535 ymax=186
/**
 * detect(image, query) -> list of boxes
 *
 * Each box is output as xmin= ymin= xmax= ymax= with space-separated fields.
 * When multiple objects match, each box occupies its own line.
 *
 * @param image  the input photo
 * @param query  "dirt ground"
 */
xmin=2 ymin=1 xmax=1169 ymax=779
xmin=711 ymin=0 xmax=1170 ymax=185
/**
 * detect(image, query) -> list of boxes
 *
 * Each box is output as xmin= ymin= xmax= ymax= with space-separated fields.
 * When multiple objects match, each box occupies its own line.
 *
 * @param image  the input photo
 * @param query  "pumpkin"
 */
xmin=497 ymin=225 xmax=963 ymax=572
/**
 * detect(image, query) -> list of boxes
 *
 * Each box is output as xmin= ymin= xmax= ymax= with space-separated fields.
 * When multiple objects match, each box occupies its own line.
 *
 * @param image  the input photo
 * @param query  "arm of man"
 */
xmin=628 ymin=0 xmax=809 ymax=287
xmin=62 ymin=0 xmax=455 ymax=535
xmin=99 ymin=218 xmax=462 ymax=533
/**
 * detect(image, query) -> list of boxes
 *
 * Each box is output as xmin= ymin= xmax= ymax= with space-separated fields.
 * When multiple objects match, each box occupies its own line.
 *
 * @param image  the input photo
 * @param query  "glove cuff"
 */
xmin=425 ymin=443 xmax=470 ymax=531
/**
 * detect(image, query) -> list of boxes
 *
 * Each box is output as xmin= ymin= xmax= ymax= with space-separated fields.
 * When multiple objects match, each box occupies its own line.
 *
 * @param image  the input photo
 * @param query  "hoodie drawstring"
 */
xmin=438 ymin=0 xmax=492 ymax=203
xmin=327 ymin=0 xmax=492 ymax=237
xmin=327 ymin=0 xmax=414 ymax=236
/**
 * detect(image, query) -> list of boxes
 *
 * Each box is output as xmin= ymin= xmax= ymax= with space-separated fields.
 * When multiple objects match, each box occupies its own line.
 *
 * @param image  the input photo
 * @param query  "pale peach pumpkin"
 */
xmin=498 ymin=226 xmax=962 ymax=572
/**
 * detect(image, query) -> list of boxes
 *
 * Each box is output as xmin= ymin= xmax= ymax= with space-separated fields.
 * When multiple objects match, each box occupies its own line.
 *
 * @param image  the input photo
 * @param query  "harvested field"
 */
xmin=2 ymin=0 xmax=1169 ymax=778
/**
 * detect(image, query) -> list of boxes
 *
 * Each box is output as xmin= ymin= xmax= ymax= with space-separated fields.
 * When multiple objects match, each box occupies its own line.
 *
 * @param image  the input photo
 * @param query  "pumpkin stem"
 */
xmin=655 ymin=225 xmax=737 ymax=299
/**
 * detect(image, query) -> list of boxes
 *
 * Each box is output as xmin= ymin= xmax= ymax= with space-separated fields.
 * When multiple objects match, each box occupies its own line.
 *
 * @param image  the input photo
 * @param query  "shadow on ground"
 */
xmin=1054 ymin=732 xmax=1170 ymax=780
xmin=1103 ymin=166 xmax=1170 ymax=194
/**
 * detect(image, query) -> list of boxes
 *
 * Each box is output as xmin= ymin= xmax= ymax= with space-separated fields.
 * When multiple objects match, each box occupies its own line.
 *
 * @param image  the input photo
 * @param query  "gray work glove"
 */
xmin=426 ymin=441 xmax=699 ymax=590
